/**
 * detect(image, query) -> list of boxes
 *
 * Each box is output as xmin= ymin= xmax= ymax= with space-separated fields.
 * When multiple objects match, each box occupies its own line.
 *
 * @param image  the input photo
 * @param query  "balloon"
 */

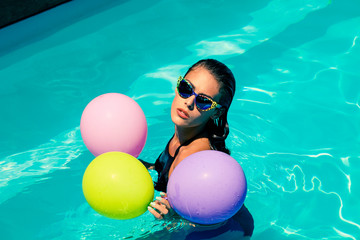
xmin=80 ymin=93 xmax=147 ymax=157
xmin=82 ymin=152 xmax=154 ymax=220
xmin=167 ymin=150 xmax=247 ymax=225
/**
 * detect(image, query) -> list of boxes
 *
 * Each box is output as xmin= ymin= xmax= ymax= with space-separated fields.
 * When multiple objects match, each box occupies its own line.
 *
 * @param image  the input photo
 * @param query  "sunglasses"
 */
xmin=176 ymin=76 xmax=222 ymax=112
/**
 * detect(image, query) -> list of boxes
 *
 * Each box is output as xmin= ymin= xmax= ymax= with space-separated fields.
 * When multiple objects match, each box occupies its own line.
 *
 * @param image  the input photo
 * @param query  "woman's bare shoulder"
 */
xmin=169 ymin=136 xmax=212 ymax=177
xmin=176 ymin=137 xmax=211 ymax=161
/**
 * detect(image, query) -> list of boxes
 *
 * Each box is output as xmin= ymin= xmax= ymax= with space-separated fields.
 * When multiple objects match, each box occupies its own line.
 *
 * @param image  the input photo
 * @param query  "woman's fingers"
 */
xmin=147 ymin=205 xmax=163 ymax=219
xmin=152 ymin=201 xmax=169 ymax=214
xmin=155 ymin=197 xmax=171 ymax=209
xmin=148 ymin=201 xmax=168 ymax=219
xmin=158 ymin=192 xmax=171 ymax=209
xmin=148 ymin=192 xmax=172 ymax=219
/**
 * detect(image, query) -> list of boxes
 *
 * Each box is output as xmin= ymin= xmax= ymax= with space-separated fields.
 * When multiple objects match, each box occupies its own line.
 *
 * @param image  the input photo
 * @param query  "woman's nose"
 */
xmin=185 ymin=95 xmax=196 ymax=110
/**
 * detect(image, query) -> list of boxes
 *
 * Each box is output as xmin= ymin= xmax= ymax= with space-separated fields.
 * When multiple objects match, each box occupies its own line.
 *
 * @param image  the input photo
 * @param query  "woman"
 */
xmin=144 ymin=59 xmax=254 ymax=238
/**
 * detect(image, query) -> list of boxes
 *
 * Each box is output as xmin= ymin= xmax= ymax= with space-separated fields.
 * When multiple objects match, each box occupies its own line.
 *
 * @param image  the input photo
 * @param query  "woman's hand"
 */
xmin=148 ymin=192 xmax=173 ymax=219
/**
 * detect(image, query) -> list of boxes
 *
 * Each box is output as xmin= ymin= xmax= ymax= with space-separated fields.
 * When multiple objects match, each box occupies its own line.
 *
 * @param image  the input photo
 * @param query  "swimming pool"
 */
xmin=0 ymin=0 xmax=360 ymax=239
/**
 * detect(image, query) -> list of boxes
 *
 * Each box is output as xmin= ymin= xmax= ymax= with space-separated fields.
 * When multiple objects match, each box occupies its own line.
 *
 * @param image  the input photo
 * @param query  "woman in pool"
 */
xmin=144 ymin=59 xmax=254 ymax=238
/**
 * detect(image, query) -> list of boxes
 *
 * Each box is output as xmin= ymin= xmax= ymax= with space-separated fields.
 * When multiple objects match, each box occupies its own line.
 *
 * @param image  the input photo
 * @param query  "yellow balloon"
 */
xmin=82 ymin=152 xmax=154 ymax=219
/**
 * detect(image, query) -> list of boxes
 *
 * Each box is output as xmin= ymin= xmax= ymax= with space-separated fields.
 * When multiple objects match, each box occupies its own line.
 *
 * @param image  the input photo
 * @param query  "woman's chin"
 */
xmin=171 ymin=116 xmax=189 ymax=127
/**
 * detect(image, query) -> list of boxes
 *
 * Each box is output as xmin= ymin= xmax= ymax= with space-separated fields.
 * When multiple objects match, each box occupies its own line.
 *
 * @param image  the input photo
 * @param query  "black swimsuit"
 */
xmin=154 ymin=135 xmax=197 ymax=192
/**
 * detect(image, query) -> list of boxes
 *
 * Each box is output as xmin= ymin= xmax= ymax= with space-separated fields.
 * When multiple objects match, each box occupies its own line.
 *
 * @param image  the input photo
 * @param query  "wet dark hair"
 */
xmin=184 ymin=59 xmax=236 ymax=154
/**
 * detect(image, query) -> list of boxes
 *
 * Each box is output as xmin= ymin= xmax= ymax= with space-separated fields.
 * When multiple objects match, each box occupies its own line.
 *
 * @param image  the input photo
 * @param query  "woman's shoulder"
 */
xmin=176 ymin=136 xmax=211 ymax=161
xmin=169 ymin=136 xmax=211 ymax=176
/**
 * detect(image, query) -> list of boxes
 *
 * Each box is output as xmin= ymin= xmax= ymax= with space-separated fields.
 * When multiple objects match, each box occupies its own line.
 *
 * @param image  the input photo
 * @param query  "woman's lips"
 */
xmin=177 ymin=108 xmax=189 ymax=119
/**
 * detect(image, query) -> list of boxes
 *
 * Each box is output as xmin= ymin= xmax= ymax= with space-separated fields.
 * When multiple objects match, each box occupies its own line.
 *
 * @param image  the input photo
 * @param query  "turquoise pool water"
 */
xmin=1 ymin=0 xmax=360 ymax=239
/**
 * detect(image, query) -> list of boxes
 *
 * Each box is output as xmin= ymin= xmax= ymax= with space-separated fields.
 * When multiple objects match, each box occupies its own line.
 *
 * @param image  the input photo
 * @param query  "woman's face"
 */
xmin=171 ymin=66 xmax=222 ymax=129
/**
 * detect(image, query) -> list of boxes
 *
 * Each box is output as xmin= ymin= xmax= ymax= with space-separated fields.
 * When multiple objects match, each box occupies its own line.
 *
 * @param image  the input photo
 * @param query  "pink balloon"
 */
xmin=80 ymin=93 xmax=147 ymax=157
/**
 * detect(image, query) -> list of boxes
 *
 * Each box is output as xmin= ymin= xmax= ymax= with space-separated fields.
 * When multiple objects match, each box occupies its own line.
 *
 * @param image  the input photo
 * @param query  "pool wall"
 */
xmin=0 ymin=0 xmax=70 ymax=29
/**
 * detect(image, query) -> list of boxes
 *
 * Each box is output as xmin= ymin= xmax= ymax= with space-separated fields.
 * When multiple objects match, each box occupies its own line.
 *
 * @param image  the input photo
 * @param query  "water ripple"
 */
xmin=0 ymin=127 xmax=85 ymax=204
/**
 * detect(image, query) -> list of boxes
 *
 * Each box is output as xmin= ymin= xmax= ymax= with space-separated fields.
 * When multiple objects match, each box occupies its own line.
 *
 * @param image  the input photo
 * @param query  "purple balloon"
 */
xmin=167 ymin=150 xmax=247 ymax=225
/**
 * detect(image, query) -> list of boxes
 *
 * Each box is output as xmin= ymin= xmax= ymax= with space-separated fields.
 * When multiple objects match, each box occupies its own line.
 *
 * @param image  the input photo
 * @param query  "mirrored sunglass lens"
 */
xmin=178 ymin=80 xmax=193 ymax=97
xmin=196 ymin=96 xmax=213 ymax=109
